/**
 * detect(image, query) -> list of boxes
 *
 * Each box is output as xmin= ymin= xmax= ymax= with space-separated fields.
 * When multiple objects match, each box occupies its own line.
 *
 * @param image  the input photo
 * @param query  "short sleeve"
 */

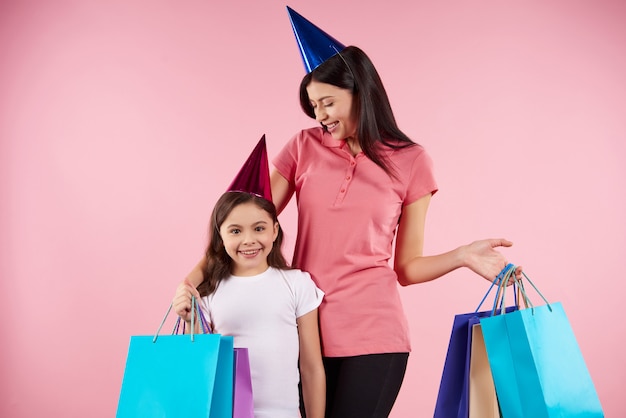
xmin=405 ymin=146 xmax=438 ymax=205
xmin=289 ymin=270 xmax=324 ymax=318
xmin=272 ymin=131 xmax=301 ymax=183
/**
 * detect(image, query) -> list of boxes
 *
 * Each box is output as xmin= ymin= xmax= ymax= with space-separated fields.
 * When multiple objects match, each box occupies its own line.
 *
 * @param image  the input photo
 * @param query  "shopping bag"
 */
xmin=468 ymin=320 xmax=500 ymax=418
xmin=480 ymin=267 xmax=604 ymax=418
xmin=434 ymin=267 xmax=515 ymax=418
xmin=233 ymin=347 xmax=255 ymax=418
xmin=116 ymin=297 xmax=234 ymax=418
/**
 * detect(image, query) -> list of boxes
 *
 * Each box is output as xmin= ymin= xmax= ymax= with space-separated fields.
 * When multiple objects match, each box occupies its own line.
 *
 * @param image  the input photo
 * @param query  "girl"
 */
xmin=174 ymin=191 xmax=325 ymax=418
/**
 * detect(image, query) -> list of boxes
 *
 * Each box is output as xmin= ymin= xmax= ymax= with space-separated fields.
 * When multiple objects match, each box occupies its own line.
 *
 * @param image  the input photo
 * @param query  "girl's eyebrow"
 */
xmin=225 ymin=220 xmax=268 ymax=229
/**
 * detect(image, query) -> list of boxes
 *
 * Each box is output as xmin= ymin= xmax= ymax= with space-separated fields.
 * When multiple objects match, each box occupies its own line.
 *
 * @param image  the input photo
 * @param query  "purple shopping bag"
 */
xmin=233 ymin=347 xmax=254 ymax=418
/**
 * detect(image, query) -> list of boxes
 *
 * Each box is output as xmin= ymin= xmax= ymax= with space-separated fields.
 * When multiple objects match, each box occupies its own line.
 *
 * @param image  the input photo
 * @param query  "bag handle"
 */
xmin=515 ymin=269 xmax=552 ymax=314
xmin=492 ymin=264 xmax=519 ymax=314
xmin=491 ymin=265 xmax=518 ymax=315
xmin=181 ymin=297 xmax=212 ymax=335
xmin=153 ymin=296 xmax=212 ymax=343
xmin=475 ymin=263 xmax=519 ymax=313
xmin=490 ymin=264 xmax=552 ymax=316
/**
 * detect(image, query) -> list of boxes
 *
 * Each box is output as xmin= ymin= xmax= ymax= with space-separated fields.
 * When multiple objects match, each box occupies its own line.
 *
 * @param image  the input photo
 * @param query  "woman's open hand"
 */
xmin=462 ymin=238 xmax=522 ymax=283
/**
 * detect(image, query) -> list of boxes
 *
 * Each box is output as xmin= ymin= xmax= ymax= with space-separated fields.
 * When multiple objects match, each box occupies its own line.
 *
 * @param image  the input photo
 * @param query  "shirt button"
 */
xmin=340 ymin=189 xmax=345 ymax=193
xmin=346 ymin=176 xmax=351 ymax=180
xmin=350 ymin=161 xmax=356 ymax=166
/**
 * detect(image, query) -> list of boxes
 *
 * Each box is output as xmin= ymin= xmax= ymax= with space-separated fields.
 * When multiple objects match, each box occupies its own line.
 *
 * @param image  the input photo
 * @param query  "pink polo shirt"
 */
xmin=273 ymin=127 xmax=438 ymax=357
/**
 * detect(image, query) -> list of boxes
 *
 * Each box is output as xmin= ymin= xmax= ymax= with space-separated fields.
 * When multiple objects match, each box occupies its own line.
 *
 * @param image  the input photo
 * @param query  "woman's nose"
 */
xmin=315 ymin=108 xmax=327 ymax=122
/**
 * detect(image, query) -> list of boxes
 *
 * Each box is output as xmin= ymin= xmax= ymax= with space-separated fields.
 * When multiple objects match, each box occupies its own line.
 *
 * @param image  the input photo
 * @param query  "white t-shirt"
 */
xmin=202 ymin=267 xmax=324 ymax=418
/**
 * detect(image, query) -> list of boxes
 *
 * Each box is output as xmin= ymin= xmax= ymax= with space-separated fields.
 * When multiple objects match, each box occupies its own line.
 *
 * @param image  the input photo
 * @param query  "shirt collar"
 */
xmin=320 ymin=128 xmax=345 ymax=148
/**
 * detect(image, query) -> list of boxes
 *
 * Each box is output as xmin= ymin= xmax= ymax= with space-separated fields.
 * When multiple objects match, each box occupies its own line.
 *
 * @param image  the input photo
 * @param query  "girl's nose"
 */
xmin=241 ymin=232 xmax=256 ymax=244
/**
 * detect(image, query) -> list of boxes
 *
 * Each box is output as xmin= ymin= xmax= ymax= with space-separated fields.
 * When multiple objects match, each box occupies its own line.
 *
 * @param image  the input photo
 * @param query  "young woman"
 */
xmin=276 ymin=45 xmax=522 ymax=417
xmin=174 ymin=191 xmax=325 ymax=418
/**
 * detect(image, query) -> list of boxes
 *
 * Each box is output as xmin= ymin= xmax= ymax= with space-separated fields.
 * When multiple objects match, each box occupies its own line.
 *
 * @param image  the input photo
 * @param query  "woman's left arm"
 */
xmin=394 ymin=194 xmax=518 ymax=286
xmin=297 ymin=309 xmax=326 ymax=418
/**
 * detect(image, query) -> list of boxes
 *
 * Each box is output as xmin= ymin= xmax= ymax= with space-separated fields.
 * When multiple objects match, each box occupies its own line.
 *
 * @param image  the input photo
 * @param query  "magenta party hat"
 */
xmin=286 ymin=6 xmax=346 ymax=73
xmin=227 ymin=135 xmax=273 ymax=202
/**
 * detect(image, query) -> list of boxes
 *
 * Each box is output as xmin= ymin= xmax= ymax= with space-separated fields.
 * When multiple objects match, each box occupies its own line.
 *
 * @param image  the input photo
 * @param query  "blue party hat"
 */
xmin=286 ymin=6 xmax=346 ymax=73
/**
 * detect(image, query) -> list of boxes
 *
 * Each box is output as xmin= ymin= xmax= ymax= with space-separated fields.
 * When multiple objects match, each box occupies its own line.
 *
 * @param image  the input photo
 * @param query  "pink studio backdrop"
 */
xmin=1 ymin=1 xmax=625 ymax=416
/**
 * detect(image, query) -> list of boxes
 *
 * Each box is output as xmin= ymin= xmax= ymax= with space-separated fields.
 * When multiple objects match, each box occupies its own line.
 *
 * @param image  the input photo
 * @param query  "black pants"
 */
xmin=301 ymin=352 xmax=409 ymax=418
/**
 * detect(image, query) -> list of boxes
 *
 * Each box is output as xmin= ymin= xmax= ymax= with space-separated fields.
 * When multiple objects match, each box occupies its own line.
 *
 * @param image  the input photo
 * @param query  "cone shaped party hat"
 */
xmin=286 ymin=6 xmax=345 ymax=73
xmin=226 ymin=135 xmax=273 ymax=203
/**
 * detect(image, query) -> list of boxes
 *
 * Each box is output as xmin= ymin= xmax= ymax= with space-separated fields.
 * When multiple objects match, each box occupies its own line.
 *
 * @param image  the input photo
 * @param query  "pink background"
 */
xmin=2 ymin=0 xmax=625 ymax=416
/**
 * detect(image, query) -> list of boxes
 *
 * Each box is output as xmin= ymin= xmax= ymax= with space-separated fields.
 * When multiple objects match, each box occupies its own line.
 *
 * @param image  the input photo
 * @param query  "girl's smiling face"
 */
xmin=306 ymin=80 xmax=357 ymax=142
xmin=219 ymin=201 xmax=278 ymax=276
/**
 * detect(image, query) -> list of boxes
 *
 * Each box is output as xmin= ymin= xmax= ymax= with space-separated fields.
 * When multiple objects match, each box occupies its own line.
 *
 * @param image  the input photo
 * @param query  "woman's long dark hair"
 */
xmin=197 ymin=191 xmax=289 ymax=297
xmin=299 ymin=45 xmax=416 ymax=177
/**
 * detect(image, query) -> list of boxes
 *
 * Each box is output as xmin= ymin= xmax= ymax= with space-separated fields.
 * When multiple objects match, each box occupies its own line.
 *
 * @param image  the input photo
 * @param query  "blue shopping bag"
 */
xmin=116 ymin=297 xmax=234 ymax=418
xmin=480 ymin=267 xmax=604 ymax=418
xmin=434 ymin=267 xmax=516 ymax=418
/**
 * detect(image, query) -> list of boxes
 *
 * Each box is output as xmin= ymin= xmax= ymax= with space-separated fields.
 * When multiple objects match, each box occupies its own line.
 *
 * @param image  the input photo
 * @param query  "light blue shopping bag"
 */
xmin=116 ymin=297 xmax=234 ymax=418
xmin=480 ymin=267 xmax=604 ymax=418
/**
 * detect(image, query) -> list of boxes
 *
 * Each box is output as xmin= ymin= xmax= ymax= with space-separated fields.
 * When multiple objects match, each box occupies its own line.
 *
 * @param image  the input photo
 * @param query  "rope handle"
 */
xmin=475 ymin=263 xmax=518 ymax=312
xmin=476 ymin=264 xmax=551 ymax=317
xmin=153 ymin=296 xmax=213 ymax=343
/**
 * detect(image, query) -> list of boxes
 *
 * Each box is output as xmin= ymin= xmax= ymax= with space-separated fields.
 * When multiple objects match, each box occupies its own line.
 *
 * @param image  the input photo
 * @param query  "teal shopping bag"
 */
xmin=480 ymin=267 xmax=604 ymax=418
xmin=116 ymin=298 xmax=234 ymax=418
